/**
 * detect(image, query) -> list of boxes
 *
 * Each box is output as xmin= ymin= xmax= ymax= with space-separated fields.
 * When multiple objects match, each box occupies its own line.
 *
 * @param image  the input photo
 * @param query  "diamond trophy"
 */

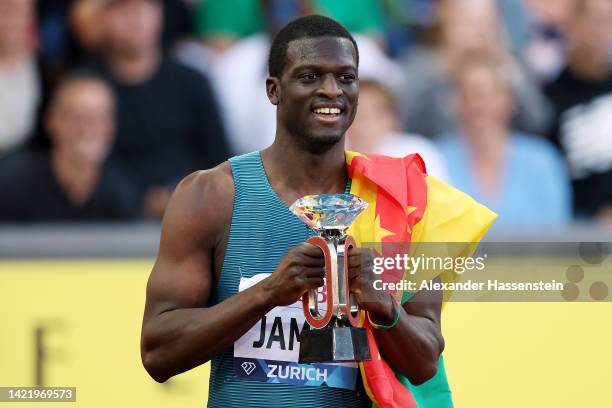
xmin=290 ymin=194 xmax=371 ymax=363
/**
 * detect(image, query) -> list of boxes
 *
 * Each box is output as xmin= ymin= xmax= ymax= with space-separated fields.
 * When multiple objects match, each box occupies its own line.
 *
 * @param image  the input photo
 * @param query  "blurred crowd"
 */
xmin=0 ymin=0 xmax=610 ymax=231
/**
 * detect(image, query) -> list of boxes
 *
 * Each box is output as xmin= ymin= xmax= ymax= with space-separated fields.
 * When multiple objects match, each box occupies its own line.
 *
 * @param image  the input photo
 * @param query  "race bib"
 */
xmin=233 ymin=274 xmax=359 ymax=390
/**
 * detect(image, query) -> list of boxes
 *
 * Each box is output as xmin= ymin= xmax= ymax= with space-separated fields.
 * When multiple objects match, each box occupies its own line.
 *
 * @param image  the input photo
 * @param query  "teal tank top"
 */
xmin=207 ymin=151 xmax=370 ymax=408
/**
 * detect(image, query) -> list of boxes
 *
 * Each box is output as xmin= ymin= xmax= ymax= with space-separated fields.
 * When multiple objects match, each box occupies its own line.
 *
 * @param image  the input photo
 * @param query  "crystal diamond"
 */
xmin=290 ymin=194 xmax=368 ymax=231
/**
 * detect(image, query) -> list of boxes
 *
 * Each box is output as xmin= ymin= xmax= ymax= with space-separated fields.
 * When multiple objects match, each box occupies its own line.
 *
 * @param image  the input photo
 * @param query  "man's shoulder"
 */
xmin=174 ymin=161 xmax=233 ymax=208
xmin=164 ymin=162 xmax=234 ymax=234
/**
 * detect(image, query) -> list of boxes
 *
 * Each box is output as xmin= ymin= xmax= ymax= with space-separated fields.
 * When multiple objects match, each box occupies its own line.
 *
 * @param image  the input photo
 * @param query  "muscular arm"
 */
xmin=140 ymin=166 xmax=271 ymax=382
xmin=349 ymin=251 xmax=444 ymax=385
xmin=372 ymin=284 xmax=444 ymax=385
xmin=141 ymin=165 xmax=326 ymax=382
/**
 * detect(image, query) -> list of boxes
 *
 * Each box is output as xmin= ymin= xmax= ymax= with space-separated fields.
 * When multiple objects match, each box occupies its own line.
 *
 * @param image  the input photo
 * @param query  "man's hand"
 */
xmin=260 ymin=243 xmax=326 ymax=306
xmin=347 ymin=246 xmax=444 ymax=384
xmin=347 ymin=247 xmax=397 ymax=326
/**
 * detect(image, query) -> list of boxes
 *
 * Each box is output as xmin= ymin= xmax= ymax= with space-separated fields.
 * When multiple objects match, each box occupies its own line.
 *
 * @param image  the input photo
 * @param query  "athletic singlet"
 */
xmin=207 ymin=151 xmax=371 ymax=408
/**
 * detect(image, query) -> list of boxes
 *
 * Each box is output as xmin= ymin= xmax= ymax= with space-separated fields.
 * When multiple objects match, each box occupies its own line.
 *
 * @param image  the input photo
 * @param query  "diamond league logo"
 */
xmin=241 ymin=361 xmax=257 ymax=375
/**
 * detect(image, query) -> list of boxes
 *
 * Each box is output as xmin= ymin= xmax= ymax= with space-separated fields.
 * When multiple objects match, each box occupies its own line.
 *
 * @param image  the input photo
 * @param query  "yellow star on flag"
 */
xmin=373 ymin=214 xmax=395 ymax=242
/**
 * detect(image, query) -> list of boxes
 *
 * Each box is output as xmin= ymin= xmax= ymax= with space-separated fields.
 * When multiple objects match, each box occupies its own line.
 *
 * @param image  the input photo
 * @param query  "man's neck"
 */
xmin=261 ymin=137 xmax=348 ymax=206
xmin=105 ymin=47 xmax=161 ymax=84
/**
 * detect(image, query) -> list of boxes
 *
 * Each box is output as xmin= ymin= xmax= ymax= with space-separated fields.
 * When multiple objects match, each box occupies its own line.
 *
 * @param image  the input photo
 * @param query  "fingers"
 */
xmin=288 ymin=243 xmax=375 ymax=293
xmin=291 ymin=243 xmax=324 ymax=263
xmin=347 ymin=267 xmax=359 ymax=281
xmin=297 ymin=255 xmax=325 ymax=268
xmin=302 ymin=266 xmax=325 ymax=278
xmin=298 ymin=242 xmax=325 ymax=257
xmin=304 ymin=276 xmax=325 ymax=289
xmin=347 ymin=248 xmax=373 ymax=264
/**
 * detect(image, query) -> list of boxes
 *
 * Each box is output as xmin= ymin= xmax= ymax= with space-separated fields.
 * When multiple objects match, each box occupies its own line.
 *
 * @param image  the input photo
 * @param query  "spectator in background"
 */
xmin=0 ymin=73 xmax=140 ymax=222
xmin=41 ymin=0 xmax=194 ymax=65
xmin=545 ymin=0 xmax=612 ymax=221
xmin=70 ymin=0 xmax=106 ymax=54
xmin=346 ymin=79 xmax=449 ymax=180
xmin=0 ymin=0 xmax=40 ymax=156
xmin=37 ymin=0 xmax=194 ymax=87
xmin=91 ymin=0 xmax=229 ymax=218
xmin=29 ymin=0 xmax=101 ymax=153
xmin=436 ymin=54 xmax=571 ymax=230
xmin=398 ymin=0 xmax=552 ymax=139
xmin=522 ymin=0 xmax=577 ymax=82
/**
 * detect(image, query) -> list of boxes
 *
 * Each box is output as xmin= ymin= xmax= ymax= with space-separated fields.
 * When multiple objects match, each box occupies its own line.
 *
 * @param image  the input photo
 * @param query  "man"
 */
xmin=141 ymin=16 xmax=495 ymax=407
xmin=92 ymin=0 xmax=229 ymax=217
xmin=0 ymin=0 xmax=39 ymax=156
xmin=0 ymin=72 xmax=139 ymax=222
xmin=545 ymin=0 xmax=612 ymax=220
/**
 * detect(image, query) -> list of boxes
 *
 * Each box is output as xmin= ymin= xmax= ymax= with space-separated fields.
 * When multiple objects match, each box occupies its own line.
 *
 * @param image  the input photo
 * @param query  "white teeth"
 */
xmin=314 ymin=107 xmax=341 ymax=115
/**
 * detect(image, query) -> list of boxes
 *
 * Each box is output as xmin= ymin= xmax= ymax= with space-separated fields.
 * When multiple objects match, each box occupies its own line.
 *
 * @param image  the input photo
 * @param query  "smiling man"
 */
xmin=140 ymin=15 xmax=495 ymax=408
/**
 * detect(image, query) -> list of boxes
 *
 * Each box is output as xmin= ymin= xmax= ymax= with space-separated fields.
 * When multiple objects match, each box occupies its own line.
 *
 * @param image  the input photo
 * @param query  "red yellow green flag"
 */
xmin=345 ymin=151 xmax=497 ymax=408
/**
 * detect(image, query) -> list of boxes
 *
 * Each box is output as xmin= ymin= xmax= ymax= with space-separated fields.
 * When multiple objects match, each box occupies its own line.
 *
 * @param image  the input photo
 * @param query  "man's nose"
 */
xmin=317 ymin=74 xmax=342 ymax=98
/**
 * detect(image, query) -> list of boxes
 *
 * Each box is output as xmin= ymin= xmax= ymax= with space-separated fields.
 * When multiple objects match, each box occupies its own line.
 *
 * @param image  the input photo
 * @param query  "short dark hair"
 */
xmin=268 ymin=15 xmax=359 ymax=78
xmin=50 ymin=69 xmax=115 ymax=107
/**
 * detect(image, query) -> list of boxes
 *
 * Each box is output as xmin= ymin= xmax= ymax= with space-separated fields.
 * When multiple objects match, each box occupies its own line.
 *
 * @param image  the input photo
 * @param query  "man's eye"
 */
xmin=340 ymin=74 xmax=356 ymax=82
xmin=300 ymin=73 xmax=318 ymax=81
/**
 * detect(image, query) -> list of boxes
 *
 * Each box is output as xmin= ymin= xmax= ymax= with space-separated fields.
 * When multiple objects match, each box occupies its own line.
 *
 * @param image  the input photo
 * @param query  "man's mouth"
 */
xmin=313 ymin=107 xmax=342 ymax=115
xmin=311 ymin=105 xmax=344 ymax=124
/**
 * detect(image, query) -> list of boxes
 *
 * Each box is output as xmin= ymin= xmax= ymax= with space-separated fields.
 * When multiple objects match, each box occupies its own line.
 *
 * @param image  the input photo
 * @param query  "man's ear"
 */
xmin=266 ymin=77 xmax=280 ymax=105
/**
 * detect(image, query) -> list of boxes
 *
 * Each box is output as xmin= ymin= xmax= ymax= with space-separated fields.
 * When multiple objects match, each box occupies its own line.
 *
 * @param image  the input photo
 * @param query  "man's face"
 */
xmin=270 ymin=36 xmax=358 ymax=153
xmin=102 ymin=0 xmax=162 ymax=55
xmin=441 ymin=0 xmax=501 ymax=55
xmin=47 ymin=80 xmax=115 ymax=164
xmin=457 ymin=64 xmax=514 ymax=133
